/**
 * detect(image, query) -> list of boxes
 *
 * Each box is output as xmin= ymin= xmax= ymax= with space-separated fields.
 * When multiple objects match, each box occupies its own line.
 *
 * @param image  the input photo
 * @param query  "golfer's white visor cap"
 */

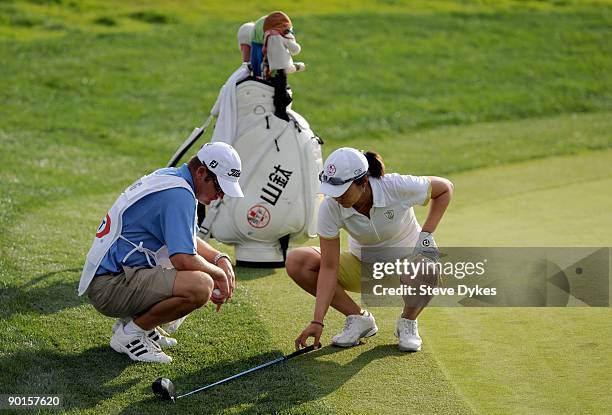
xmin=319 ymin=147 xmax=368 ymax=198
xmin=319 ymin=181 xmax=352 ymax=198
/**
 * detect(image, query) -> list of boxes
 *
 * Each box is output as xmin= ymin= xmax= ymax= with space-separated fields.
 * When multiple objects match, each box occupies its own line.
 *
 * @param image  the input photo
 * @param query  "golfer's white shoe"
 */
xmin=395 ymin=317 xmax=422 ymax=352
xmin=110 ymin=324 xmax=172 ymax=363
xmin=112 ymin=319 xmax=177 ymax=349
xmin=148 ymin=327 xmax=178 ymax=349
xmin=332 ymin=311 xmax=378 ymax=347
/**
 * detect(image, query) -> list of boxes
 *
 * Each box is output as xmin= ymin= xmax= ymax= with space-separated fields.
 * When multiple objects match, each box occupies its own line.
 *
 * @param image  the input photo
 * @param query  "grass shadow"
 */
xmin=119 ymin=344 xmax=403 ymax=414
xmin=0 ymin=346 xmax=136 ymax=411
xmin=235 ymin=266 xmax=278 ymax=282
xmin=0 ymin=267 xmax=85 ymax=318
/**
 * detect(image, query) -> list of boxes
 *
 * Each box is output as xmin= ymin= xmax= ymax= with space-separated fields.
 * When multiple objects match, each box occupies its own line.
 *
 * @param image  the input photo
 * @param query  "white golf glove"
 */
xmin=413 ymin=231 xmax=439 ymax=262
xmin=294 ymin=62 xmax=306 ymax=72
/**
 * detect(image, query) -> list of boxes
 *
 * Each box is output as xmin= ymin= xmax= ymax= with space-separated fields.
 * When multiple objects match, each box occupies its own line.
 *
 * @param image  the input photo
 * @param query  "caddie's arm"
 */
xmin=196 ymin=236 xmax=235 ymax=299
xmin=421 ymin=177 xmax=453 ymax=233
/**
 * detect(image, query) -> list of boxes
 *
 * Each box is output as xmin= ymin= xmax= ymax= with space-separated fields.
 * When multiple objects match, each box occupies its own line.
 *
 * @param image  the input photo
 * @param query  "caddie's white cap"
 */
xmin=319 ymin=147 xmax=368 ymax=197
xmin=197 ymin=142 xmax=244 ymax=198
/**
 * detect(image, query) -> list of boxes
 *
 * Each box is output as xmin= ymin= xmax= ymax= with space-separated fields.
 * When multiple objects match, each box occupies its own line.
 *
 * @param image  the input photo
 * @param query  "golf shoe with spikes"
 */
xmin=331 ymin=310 xmax=378 ymax=347
xmin=395 ymin=317 xmax=422 ymax=352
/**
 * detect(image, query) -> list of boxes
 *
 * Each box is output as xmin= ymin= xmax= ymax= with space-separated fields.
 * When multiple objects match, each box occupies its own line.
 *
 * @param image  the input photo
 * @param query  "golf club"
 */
xmin=166 ymin=114 xmax=214 ymax=168
xmin=152 ymin=343 xmax=320 ymax=402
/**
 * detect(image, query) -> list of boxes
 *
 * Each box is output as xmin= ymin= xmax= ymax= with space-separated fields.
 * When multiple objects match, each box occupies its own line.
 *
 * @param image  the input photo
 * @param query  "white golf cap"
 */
xmin=197 ymin=142 xmax=244 ymax=198
xmin=319 ymin=147 xmax=368 ymax=197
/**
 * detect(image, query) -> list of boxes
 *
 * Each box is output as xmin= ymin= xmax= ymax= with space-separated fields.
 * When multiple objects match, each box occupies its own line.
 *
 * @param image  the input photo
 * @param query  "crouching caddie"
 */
xmin=78 ymin=142 xmax=243 ymax=363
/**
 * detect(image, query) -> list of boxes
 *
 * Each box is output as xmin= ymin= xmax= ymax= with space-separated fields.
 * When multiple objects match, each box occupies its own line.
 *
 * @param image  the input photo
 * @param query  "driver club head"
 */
xmin=152 ymin=377 xmax=177 ymax=401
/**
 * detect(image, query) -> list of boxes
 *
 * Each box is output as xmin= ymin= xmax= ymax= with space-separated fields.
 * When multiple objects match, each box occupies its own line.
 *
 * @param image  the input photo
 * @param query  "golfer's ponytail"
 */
xmin=365 ymin=151 xmax=385 ymax=178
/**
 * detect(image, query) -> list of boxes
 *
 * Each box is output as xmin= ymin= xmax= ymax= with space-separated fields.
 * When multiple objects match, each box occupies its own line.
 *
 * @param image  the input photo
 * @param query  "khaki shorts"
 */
xmin=311 ymin=247 xmax=362 ymax=293
xmin=87 ymin=266 xmax=177 ymax=318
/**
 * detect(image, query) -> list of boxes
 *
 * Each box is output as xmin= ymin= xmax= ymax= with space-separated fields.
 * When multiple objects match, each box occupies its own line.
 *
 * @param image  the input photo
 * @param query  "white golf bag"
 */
xmin=200 ymin=78 xmax=323 ymax=266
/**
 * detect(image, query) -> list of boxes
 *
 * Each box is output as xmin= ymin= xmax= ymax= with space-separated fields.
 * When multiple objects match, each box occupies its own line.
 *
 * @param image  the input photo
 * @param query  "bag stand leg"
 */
xmin=279 ymin=234 xmax=290 ymax=263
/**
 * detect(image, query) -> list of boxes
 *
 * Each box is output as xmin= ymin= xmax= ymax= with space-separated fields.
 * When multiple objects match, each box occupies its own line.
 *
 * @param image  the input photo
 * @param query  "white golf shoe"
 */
xmin=395 ymin=317 xmax=422 ymax=352
xmin=110 ymin=324 xmax=172 ymax=363
xmin=332 ymin=311 xmax=378 ymax=347
xmin=112 ymin=319 xmax=177 ymax=349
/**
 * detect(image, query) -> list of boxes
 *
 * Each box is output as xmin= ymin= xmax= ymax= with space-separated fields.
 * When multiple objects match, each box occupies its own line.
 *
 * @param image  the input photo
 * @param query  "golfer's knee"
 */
xmin=192 ymin=272 xmax=213 ymax=308
xmin=178 ymin=270 xmax=213 ymax=309
xmin=286 ymin=250 xmax=304 ymax=280
xmin=286 ymin=249 xmax=318 ymax=281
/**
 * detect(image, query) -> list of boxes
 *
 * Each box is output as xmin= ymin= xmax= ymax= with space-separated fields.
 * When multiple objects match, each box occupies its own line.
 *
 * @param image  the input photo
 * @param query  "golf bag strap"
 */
xmin=199 ymin=200 xmax=222 ymax=240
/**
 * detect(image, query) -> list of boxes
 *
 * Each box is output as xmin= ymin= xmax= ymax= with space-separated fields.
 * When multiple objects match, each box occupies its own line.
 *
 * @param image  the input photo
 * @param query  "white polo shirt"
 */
xmin=317 ymin=173 xmax=431 ymax=261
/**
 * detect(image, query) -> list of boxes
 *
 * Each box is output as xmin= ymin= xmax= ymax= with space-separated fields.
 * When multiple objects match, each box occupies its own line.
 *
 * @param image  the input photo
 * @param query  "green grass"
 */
xmin=432 ymin=149 xmax=612 ymax=246
xmin=2 ymin=0 xmax=610 ymax=40
xmin=1 ymin=5 xmax=611 ymax=223
xmin=1 ymin=1 xmax=611 ymax=414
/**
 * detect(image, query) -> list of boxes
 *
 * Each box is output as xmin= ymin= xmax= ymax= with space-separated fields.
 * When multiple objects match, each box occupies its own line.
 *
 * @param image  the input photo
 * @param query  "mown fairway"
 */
xmin=1 ymin=1 xmax=611 ymax=414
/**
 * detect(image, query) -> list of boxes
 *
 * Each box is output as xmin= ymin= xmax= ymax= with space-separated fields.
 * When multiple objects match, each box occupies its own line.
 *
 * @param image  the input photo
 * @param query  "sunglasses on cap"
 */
xmin=319 ymin=170 xmax=367 ymax=185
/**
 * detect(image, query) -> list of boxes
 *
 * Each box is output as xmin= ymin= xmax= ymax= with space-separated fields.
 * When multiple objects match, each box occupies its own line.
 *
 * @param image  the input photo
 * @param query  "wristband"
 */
xmin=310 ymin=320 xmax=324 ymax=328
xmin=213 ymin=252 xmax=231 ymax=265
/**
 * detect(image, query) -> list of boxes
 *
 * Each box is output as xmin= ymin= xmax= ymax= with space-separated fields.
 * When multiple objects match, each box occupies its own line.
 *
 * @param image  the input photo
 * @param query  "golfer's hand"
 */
xmin=295 ymin=323 xmax=323 ymax=350
xmin=413 ymin=231 xmax=439 ymax=262
xmin=211 ymin=285 xmax=225 ymax=312
xmin=210 ymin=272 xmax=229 ymax=308
xmin=217 ymin=257 xmax=235 ymax=299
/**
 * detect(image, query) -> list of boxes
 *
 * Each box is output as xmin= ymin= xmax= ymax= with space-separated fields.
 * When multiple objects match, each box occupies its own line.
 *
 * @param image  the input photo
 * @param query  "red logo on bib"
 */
xmin=96 ymin=214 xmax=111 ymax=238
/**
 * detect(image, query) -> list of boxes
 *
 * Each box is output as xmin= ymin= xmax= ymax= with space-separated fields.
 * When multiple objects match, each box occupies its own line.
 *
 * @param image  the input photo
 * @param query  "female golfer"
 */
xmin=288 ymin=147 xmax=453 ymax=351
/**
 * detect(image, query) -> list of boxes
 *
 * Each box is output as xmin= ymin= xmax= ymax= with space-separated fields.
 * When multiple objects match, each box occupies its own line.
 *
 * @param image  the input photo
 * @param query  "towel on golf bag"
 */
xmin=211 ymin=63 xmax=251 ymax=145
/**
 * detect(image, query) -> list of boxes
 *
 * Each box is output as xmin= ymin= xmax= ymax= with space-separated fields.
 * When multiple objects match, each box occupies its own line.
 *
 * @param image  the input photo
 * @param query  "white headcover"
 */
xmin=237 ymin=22 xmax=255 ymax=46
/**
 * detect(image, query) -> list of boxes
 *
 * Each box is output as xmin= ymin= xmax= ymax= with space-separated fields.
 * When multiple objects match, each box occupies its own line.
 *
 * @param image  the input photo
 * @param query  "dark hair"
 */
xmin=188 ymin=156 xmax=205 ymax=171
xmin=364 ymin=151 xmax=385 ymax=178
xmin=188 ymin=156 xmax=222 ymax=192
